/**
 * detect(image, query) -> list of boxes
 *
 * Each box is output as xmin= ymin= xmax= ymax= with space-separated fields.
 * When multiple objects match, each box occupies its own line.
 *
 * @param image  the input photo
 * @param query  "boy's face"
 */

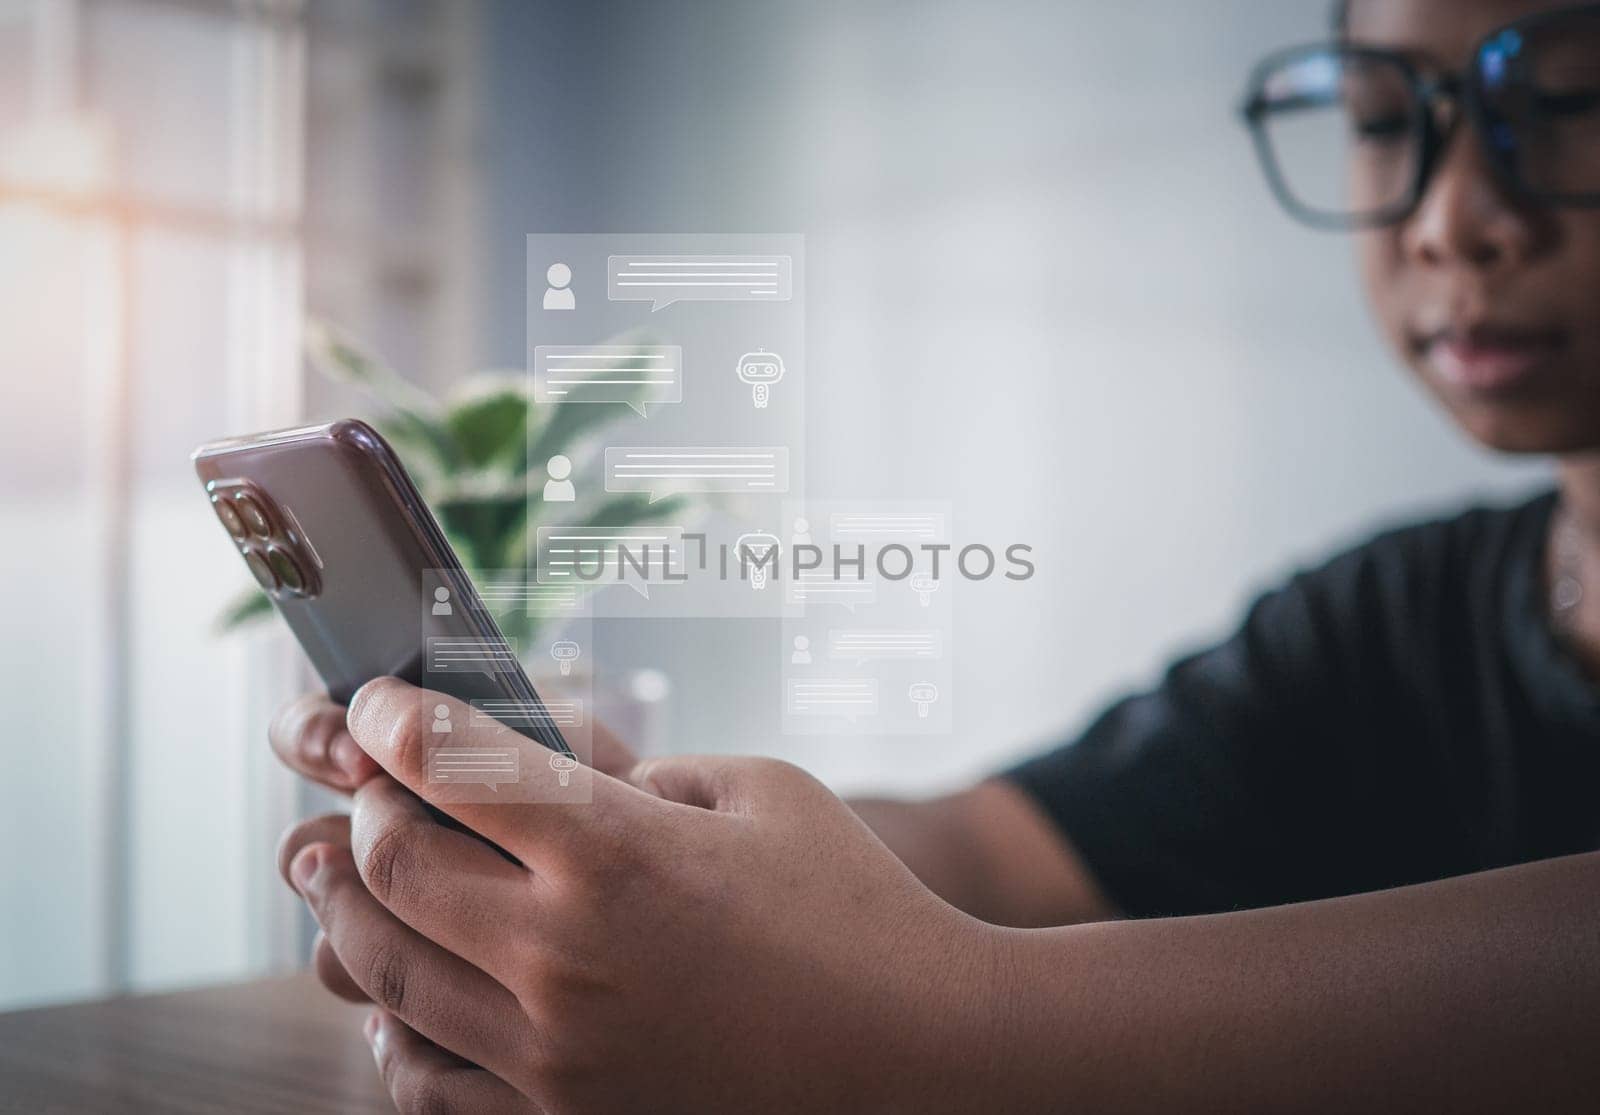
xmin=1352 ymin=0 xmax=1600 ymax=453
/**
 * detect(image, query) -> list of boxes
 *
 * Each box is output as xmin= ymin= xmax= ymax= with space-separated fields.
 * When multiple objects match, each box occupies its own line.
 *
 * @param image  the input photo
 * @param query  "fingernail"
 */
xmin=290 ymin=845 xmax=321 ymax=895
xmin=364 ymin=1011 xmax=381 ymax=1042
xmin=367 ymin=1014 xmax=388 ymax=1064
xmin=332 ymin=735 xmax=366 ymax=778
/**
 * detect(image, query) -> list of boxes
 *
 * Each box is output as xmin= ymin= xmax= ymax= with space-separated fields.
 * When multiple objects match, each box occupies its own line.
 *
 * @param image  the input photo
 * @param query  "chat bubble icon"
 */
xmin=605 ymin=447 xmax=788 ymax=504
xmin=426 ymin=636 xmax=519 ymax=678
xmin=785 ymin=678 xmax=879 ymax=722
xmin=536 ymin=524 xmax=686 ymax=599
xmin=428 ymin=746 xmax=520 ymax=791
xmin=533 ymin=345 xmax=682 ymax=418
xmin=471 ymin=581 xmax=580 ymax=616
xmin=787 ymin=570 xmax=877 ymax=613
xmin=470 ymin=698 xmax=585 ymax=730
xmin=608 ymin=254 xmax=792 ymax=311
xmin=828 ymin=629 xmax=942 ymax=666
xmin=829 ymin=512 xmax=947 ymax=541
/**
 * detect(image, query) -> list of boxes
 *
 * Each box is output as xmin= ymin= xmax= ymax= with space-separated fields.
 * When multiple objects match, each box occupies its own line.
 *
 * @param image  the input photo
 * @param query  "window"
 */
xmin=0 ymin=0 xmax=305 ymax=1009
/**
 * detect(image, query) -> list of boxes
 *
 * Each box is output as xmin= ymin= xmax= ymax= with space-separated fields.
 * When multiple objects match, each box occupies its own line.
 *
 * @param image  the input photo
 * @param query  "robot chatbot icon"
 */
xmin=737 ymin=350 xmax=785 ymax=408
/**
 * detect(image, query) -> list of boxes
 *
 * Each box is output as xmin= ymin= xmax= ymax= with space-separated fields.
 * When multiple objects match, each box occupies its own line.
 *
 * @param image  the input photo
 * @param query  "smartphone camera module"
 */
xmin=266 ymin=546 xmax=306 ymax=593
xmin=212 ymin=496 xmax=246 ymax=539
xmin=206 ymin=481 xmax=320 ymax=601
xmin=242 ymin=548 xmax=278 ymax=591
xmin=233 ymin=493 xmax=273 ymax=537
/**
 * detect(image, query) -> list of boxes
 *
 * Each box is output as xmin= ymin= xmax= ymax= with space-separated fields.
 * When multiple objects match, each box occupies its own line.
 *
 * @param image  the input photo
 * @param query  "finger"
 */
xmin=366 ymin=1010 xmax=541 ymax=1115
xmin=349 ymin=775 xmax=541 ymax=983
xmin=269 ymin=692 xmax=382 ymax=794
xmin=346 ymin=677 xmax=646 ymax=863
xmin=589 ymin=717 xmax=640 ymax=779
xmin=288 ymin=841 xmax=531 ymax=1079
xmin=313 ymin=930 xmax=368 ymax=1003
xmin=626 ymin=754 xmax=794 ymax=814
xmin=277 ymin=812 xmax=351 ymax=889
xmin=535 ymin=679 xmax=638 ymax=778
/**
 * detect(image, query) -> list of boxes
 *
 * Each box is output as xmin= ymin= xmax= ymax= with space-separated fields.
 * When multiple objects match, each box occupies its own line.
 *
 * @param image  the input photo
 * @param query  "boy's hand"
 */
xmin=279 ymin=677 xmax=1000 ymax=1113
xmin=268 ymin=688 xmax=642 ymax=794
xmin=269 ymin=686 xmax=644 ymax=1005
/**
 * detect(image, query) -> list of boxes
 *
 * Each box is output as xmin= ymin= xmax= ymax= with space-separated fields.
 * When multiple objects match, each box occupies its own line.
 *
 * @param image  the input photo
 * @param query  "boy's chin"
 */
xmin=1444 ymin=399 xmax=1600 ymax=457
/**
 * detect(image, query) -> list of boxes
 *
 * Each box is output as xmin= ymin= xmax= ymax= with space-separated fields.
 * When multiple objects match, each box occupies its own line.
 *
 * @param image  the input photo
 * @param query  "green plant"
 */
xmin=217 ymin=319 xmax=696 ymax=647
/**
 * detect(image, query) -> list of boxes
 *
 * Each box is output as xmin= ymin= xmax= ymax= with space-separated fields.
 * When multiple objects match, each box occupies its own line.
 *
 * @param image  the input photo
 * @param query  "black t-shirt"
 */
xmin=1005 ymin=489 xmax=1600 ymax=919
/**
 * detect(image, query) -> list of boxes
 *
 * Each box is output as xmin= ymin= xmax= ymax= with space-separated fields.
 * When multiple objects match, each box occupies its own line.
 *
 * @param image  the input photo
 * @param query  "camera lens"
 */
xmin=234 ymin=494 xmax=272 ymax=538
xmin=266 ymin=547 xmax=305 ymax=593
xmin=243 ymin=548 xmax=278 ymax=592
xmin=212 ymin=497 xmax=246 ymax=539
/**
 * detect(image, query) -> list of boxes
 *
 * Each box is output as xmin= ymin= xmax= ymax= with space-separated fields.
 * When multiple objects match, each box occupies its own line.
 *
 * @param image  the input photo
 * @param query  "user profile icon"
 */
xmin=431 ymin=586 xmax=453 ymax=615
xmin=791 ymin=635 xmax=812 ymax=665
xmin=543 ymin=454 xmax=576 ymax=503
xmin=543 ymin=262 xmax=575 ymax=310
xmin=431 ymin=704 xmax=453 ymax=733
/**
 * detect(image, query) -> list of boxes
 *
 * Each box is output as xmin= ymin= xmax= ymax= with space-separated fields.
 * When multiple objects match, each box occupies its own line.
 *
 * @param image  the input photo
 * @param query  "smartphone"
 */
xmin=192 ymin=418 xmax=571 ymax=757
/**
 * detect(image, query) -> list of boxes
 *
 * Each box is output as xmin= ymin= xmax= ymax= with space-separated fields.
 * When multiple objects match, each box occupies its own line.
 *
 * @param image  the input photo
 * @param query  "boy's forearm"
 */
xmin=982 ymin=850 xmax=1600 ymax=1112
xmin=849 ymin=780 xmax=1116 ymax=927
xmin=846 ymin=795 xmax=994 ymax=914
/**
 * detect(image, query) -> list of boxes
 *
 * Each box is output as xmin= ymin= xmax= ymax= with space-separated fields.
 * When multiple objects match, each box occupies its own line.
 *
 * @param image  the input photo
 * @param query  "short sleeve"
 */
xmin=1003 ymin=531 xmax=1448 ymax=918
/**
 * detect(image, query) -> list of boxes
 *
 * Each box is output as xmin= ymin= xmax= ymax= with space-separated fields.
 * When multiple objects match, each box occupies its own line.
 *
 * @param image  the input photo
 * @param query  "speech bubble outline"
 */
xmin=427 ymin=746 xmax=520 ymax=792
xmin=605 ymin=447 xmax=789 ymax=505
xmin=533 ymin=344 xmax=683 ymax=418
xmin=470 ymin=698 xmax=585 ymax=731
xmin=425 ymin=635 xmax=520 ymax=681
xmin=827 ymin=511 xmax=949 ymax=542
xmin=785 ymin=678 xmax=879 ymax=723
xmin=827 ymin=628 xmax=943 ymax=667
xmin=608 ymin=253 xmax=792 ymax=312
xmin=787 ymin=571 xmax=878 ymax=614
xmin=535 ymin=524 xmax=686 ymax=600
xmin=470 ymin=580 xmax=582 ymax=617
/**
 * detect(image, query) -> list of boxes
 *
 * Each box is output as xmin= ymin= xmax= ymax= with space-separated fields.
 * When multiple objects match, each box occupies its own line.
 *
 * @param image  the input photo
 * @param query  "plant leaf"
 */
xmin=376 ymin=412 xmax=461 ymax=483
xmin=445 ymin=386 xmax=529 ymax=471
xmin=305 ymin=319 xmax=460 ymax=473
xmin=436 ymin=492 xmax=529 ymax=572
xmin=215 ymin=588 xmax=274 ymax=633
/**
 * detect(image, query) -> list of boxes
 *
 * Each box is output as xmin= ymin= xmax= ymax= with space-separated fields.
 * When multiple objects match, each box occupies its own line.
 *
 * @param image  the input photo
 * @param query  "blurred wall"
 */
xmin=0 ymin=0 xmax=1559 ymax=1015
xmin=474 ymin=0 xmax=1547 ymax=795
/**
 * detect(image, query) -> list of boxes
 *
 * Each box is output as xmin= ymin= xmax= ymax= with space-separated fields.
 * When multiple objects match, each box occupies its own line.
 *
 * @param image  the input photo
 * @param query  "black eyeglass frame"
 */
xmin=1239 ymin=2 xmax=1600 ymax=231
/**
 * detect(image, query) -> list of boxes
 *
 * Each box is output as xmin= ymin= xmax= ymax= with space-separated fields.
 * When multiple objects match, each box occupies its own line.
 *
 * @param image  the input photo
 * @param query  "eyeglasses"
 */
xmin=1240 ymin=3 xmax=1600 ymax=229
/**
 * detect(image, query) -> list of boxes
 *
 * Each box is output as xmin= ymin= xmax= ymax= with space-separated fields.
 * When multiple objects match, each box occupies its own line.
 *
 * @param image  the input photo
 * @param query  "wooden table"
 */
xmin=0 ymin=973 xmax=391 ymax=1113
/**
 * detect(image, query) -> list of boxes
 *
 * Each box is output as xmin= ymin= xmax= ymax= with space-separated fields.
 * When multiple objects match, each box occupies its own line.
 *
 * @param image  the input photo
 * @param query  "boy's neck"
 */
xmin=1552 ymin=456 xmax=1600 ymax=677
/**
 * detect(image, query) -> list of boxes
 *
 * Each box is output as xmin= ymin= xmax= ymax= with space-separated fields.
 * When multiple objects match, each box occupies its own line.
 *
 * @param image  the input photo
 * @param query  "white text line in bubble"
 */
xmin=828 ymin=513 xmax=947 ymax=541
xmin=608 ymin=254 xmax=792 ymax=311
xmin=428 ymin=747 xmax=520 ymax=790
xmin=535 ymin=525 xmax=686 ymax=599
xmin=426 ymin=636 xmax=519 ymax=676
xmin=533 ymin=345 xmax=683 ymax=418
xmin=787 ymin=570 xmax=878 ymax=612
xmin=828 ymin=628 xmax=943 ymax=665
xmin=786 ymin=678 xmax=879 ymax=721
xmin=472 ymin=582 xmax=581 ymax=614
xmin=605 ymin=447 xmax=789 ymax=503
xmin=470 ymin=698 xmax=585 ymax=730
